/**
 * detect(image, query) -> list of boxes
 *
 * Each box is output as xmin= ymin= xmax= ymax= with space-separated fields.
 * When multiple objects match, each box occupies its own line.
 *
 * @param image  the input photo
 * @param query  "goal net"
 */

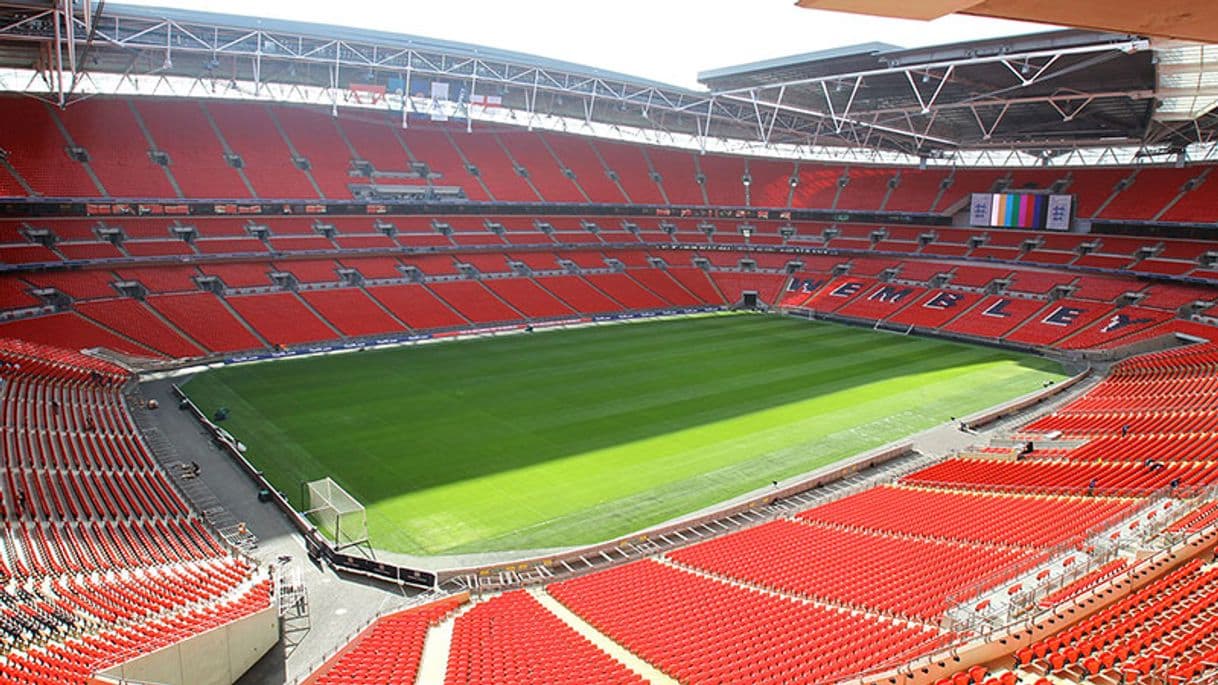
xmin=302 ymin=477 xmax=369 ymax=551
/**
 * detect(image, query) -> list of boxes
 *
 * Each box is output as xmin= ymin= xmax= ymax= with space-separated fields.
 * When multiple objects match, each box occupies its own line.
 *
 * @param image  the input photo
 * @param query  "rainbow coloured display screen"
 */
xmin=970 ymin=192 xmax=1073 ymax=230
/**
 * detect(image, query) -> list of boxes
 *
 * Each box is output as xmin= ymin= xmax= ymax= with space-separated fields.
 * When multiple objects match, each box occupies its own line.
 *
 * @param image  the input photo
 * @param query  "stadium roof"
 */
xmin=798 ymin=0 xmax=1218 ymax=45
xmin=0 ymin=0 xmax=1215 ymax=164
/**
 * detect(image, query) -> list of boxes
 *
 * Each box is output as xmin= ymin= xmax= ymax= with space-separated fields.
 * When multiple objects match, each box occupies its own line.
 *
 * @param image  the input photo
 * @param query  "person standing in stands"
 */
xmin=1087 ymin=479 xmax=1098 ymax=497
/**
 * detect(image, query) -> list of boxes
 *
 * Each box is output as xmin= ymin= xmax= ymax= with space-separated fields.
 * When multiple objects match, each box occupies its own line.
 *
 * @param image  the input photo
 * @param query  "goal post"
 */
xmin=301 ymin=477 xmax=369 ymax=551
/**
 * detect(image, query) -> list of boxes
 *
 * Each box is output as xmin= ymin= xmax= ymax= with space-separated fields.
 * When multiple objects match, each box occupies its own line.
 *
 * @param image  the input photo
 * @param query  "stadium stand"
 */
xmin=0 ymin=96 xmax=100 ymax=197
xmin=146 ymin=292 xmax=267 ymax=353
xmin=794 ymin=485 xmax=1132 ymax=549
xmin=366 ymin=283 xmax=471 ymax=329
xmin=582 ymin=273 xmax=669 ymax=310
xmin=548 ymin=559 xmax=942 ymax=685
xmin=426 ymin=281 xmax=524 ymax=324
xmin=1011 ymin=558 xmax=1218 ymax=683
xmin=668 ymin=518 xmax=1034 ymax=622
xmin=481 ymin=278 xmax=579 ymax=319
xmin=445 ymin=590 xmax=643 ymax=685
xmin=299 ymin=289 xmax=408 ymax=337
xmin=0 ymin=340 xmax=266 ymax=682
xmin=55 ymin=100 xmax=178 ymax=199
xmin=303 ymin=596 xmax=466 ymax=685
xmin=8 ymin=83 xmax=1218 ymax=685
xmin=75 ymin=299 xmax=206 ymax=358
xmin=225 ymin=292 xmax=338 ymax=346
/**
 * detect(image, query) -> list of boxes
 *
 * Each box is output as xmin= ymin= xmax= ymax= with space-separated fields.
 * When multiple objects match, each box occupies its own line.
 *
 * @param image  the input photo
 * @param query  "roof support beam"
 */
xmin=718 ymin=91 xmax=959 ymax=147
xmin=709 ymin=39 xmax=1150 ymax=97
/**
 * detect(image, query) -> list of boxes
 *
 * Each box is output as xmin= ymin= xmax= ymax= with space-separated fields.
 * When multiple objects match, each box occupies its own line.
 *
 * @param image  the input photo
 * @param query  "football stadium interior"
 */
xmin=6 ymin=0 xmax=1218 ymax=683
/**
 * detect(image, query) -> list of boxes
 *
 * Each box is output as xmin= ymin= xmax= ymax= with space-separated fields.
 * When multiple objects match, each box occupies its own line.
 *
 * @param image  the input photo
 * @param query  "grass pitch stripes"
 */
xmin=185 ymin=313 xmax=1065 ymax=555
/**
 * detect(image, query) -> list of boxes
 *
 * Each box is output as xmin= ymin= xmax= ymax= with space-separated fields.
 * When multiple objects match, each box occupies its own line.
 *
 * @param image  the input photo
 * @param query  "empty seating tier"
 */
xmin=304 ymin=597 xmax=466 ymax=685
xmin=445 ymin=590 xmax=642 ymax=685
xmin=548 ymin=559 xmax=942 ymax=685
xmin=668 ymin=519 xmax=1033 ymax=622
xmin=794 ymin=485 xmax=1134 ymax=548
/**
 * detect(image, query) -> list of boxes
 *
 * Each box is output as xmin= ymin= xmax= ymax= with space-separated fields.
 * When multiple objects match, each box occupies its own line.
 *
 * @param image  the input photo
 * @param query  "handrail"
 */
xmin=843 ymin=510 xmax=1218 ymax=685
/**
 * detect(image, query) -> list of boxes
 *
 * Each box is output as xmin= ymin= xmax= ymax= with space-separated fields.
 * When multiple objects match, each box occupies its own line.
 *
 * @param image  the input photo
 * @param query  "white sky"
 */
xmin=118 ymin=0 xmax=1056 ymax=89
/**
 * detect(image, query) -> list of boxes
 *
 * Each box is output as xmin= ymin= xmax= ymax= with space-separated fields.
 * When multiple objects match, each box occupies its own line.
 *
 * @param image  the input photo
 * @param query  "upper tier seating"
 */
xmin=131 ymin=100 xmax=251 ymax=198
xmin=271 ymin=105 xmax=354 ymax=199
xmin=0 ymin=96 xmax=99 ymax=197
xmin=0 ymin=95 xmax=1215 ymax=238
xmin=56 ymin=100 xmax=177 ymax=198
xmin=1097 ymin=168 xmax=1200 ymax=220
xmin=540 ymin=133 xmax=624 ymax=203
xmin=206 ymin=102 xmax=318 ymax=199
xmin=496 ymin=132 xmax=587 ymax=202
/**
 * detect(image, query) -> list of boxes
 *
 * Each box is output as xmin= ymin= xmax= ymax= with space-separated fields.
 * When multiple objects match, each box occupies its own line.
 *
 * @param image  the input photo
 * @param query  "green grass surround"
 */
xmin=185 ymin=314 xmax=1066 ymax=556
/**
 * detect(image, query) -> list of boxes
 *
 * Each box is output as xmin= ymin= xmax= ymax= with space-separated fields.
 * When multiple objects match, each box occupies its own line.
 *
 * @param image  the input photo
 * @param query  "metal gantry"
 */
xmin=0 ymin=1 xmax=1216 ymax=166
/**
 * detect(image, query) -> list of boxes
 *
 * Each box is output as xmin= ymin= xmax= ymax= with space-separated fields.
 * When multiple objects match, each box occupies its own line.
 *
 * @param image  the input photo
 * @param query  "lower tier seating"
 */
xmin=668 ymin=519 xmax=1033 ymax=622
xmin=902 ymin=458 xmax=1218 ymax=496
xmin=366 ymin=284 xmax=469 ymax=330
xmin=548 ymin=559 xmax=942 ymax=685
xmin=481 ymin=278 xmax=579 ymax=320
xmin=427 ymin=281 xmax=523 ymax=324
xmin=300 ymin=289 xmax=408 ymax=338
xmin=226 ymin=293 xmax=337 ymax=346
xmin=445 ymin=590 xmax=642 ymax=685
xmin=794 ymin=485 xmax=1133 ymax=548
xmin=146 ymin=293 xmax=265 ymax=353
xmin=75 ymin=300 xmax=205 ymax=359
xmin=533 ymin=276 xmax=625 ymax=315
xmin=1013 ymin=559 xmax=1218 ymax=683
xmin=304 ymin=596 xmax=465 ymax=685
xmin=0 ymin=340 xmax=266 ymax=683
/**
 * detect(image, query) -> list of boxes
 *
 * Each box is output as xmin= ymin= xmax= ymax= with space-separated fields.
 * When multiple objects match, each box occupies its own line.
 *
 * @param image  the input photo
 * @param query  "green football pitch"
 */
xmin=184 ymin=313 xmax=1066 ymax=556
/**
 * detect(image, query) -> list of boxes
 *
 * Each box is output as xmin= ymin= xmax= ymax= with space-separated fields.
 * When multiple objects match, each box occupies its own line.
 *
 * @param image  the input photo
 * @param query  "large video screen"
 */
xmin=970 ymin=192 xmax=1073 ymax=231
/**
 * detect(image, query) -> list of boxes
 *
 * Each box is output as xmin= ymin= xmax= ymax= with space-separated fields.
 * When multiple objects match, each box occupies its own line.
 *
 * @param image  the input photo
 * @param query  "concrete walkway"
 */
xmin=530 ymin=587 xmax=679 ymax=685
xmin=414 ymin=603 xmax=474 ymax=685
